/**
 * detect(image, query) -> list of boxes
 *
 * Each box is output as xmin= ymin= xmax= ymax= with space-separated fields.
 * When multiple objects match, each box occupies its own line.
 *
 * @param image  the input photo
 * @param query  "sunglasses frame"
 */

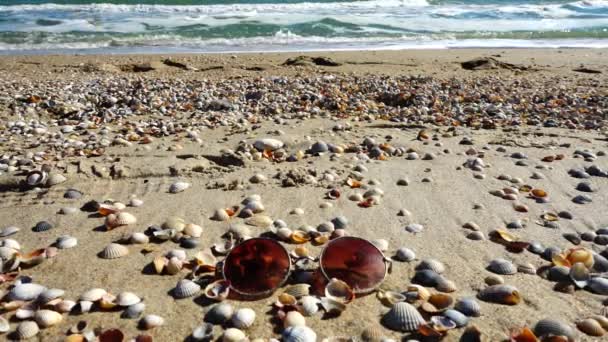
xmin=221 ymin=236 xmax=391 ymax=298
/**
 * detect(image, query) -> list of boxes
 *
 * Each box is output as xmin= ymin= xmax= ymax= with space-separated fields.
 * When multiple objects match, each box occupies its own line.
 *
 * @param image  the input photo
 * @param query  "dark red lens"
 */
xmin=320 ymin=236 xmax=387 ymax=293
xmin=223 ymin=238 xmax=291 ymax=296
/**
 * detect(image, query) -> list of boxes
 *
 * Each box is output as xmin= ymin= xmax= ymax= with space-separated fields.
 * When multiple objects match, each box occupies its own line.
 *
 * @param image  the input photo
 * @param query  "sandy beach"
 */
xmin=1 ymin=48 xmax=608 ymax=341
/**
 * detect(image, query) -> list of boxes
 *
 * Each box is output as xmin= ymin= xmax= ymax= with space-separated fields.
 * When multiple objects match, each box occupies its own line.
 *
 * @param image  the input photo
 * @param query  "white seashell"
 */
xmin=46 ymin=173 xmax=67 ymax=186
xmin=165 ymin=257 xmax=183 ymax=275
xmin=37 ymin=288 xmax=65 ymax=304
xmin=169 ymin=181 xmax=191 ymax=193
xmin=55 ymin=235 xmax=77 ymax=249
xmin=0 ymin=316 xmax=8 ymax=333
xmin=129 ymin=198 xmax=144 ymax=207
xmin=59 ymin=207 xmax=78 ymax=215
xmin=78 ymin=300 xmax=94 ymax=313
xmin=277 ymin=228 xmax=293 ymax=241
xmin=325 ymin=278 xmax=354 ymax=304
xmin=394 ymin=247 xmax=416 ymax=262
xmin=16 ymin=308 xmax=35 ymax=320
xmin=283 ymin=326 xmax=317 ymax=342
xmin=371 ymin=239 xmax=389 ymax=252
xmin=254 ymin=138 xmax=284 ymax=151
xmin=222 ymin=327 xmax=247 ymax=342
xmin=245 ymin=201 xmax=265 ymax=213
xmin=299 ymin=296 xmax=320 ymax=317
xmin=284 ymin=311 xmax=306 ymax=328
xmin=35 ymin=309 xmax=63 ymax=328
xmin=99 ymin=243 xmax=129 ymax=259
xmin=570 ymin=262 xmax=590 ymax=288
xmin=80 ymin=288 xmax=107 ymax=302
xmin=1 ymin=239 xmax=20 ymax=250
xmin=0 ymin=226 xmax=20 ymax=237
xmin=211 ymin=209 xmax=230 ymax=221
xmin=382 ymin=302 xmax=426 ymax=332
xmin=140 ymin=314 xmax=164 ymax=330
xmin=0 ymin=246 xmax=17 ymax=261
xmin=162 ymin=216 xmax=186 ymax=231
xmin=116 ymin=292 xmax=141 ymax=306
xmin=130 ymin=232 xmax=149 ymax=244
xmin=9 ymin=283 xmax=47 ymax=301
xmin=123 ymin=302 xmax=146 ymax=319
xmin=184 ymin=224 xmax=203 ymax=238
xmin=113 ymin=212 xmax=137 ymax=226
xmin=15 ymin=321 xmax=39 ymax=339
xmin=166 ymin=249 xmax=187 ymax=261
xmin=206 ymin=303 xmax=234 ymax=324
xmin=55 ymin=300 xmax=76 ymax=313
xmin=232 ymin=308 xmax=256 ymax=329
xmin=174 ymin=279 xmax=201 ymax=299
xmin=245 ymin=215 xmax=273 ymax=228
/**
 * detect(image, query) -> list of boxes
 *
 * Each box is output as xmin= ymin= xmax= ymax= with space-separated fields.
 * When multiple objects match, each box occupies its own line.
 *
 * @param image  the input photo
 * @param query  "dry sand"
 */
xmin=0 ymin=49 xmax=607 ymax=341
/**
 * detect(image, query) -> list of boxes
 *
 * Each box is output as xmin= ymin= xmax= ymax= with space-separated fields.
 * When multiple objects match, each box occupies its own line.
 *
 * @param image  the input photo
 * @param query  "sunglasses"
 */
xmin=221 ymin=236 xmax=391 ymax=298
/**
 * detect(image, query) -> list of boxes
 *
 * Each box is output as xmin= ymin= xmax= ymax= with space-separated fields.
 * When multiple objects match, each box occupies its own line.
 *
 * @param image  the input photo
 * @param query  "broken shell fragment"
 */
xmin=325 ymin=278 xmax=355 ymax=304
xmin=204 ymin=280 xmax=230 ymax=301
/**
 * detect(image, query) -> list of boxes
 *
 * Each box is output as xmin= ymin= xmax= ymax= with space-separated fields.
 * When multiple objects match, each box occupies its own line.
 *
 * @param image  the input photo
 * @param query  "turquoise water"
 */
xmin=0 ymin=0 xmax=607 ymax=53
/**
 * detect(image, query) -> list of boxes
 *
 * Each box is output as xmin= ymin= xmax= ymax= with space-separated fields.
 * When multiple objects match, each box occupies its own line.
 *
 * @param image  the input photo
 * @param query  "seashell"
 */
xmin=105 ymin=212 xmax=137 ymax=229
xmin=211 ymin=209 xmax=230 ymax=222
xmin=15 ymin=321 xmax=39 ymax=339
xmin=78 ymin=301 xmax=93 ymax=313
xmin=232 ymin=308 xmax=256 ymax=329
xmin=443 ymin=309 xmax=469 ymax=327
xmin=566 ymin=247 xmax=594 ymax=268
xmin=129 ymin=198 xmax=144 ymax=207
xmin=228 ymin=224 xmax=251 ymax=239
xmin=129 ymin=232 xmax=149 ymax=244
xmin=534 ymin=319 xmax=576 ymax=340
xmin=99 ymin=243 xmax=129 ymax=259
xmin=591 ymin=315 xmax=608 ymax=330
xmin=184 ymin=224 xmax=203 ymax=238
xmin=435 ymin=277 xmax=458 ymax=293
xmin=192 ymin=323 xmax=214 ymax=341
xmin=116 ymin=292 xmax=141 ymax=306
xmin=26 ymin=170 xmax=47 ymax=186
xmin=377 ymin=290 xmax=406 ymax=307
xmin=454 ymin=298 xmax=481 ymax=317
xmin=416 ymin=259 xmax=445 ymax=274
xmin=467 ymin=231 xmax=485 ymax=241
xmin=37 ymin=288 xmax=65 ymax=304
xmin=412 ymin=269 xmax=441 ymax=287
xmin=394 ymin=247 xmax=416 ymax=262
xmin=32 ymin=221 xmax=53 ymax=232
xmin=283 ymin=326 xmax=317 ymax=342
xmin=9 ymin=283 xmax=46 ymax=301
xmin=140 ymin=314 xmax=164 ymax=330
xmin=0 ymin=316 xmax=8 ymax=333
xmin=64 ymin=189 xmax=83 ymax=199
xmin=99 ymin=293 xmax=117 ymax=310
xmin=320 ymin=297 xmax=346 ymax=313
xmin=222 ymin=328 xmax=246 ymax=342
xmin=35 ymin=309 xmax=63 ymax=328
xmin=245 ymin=215 xmax=273 ymax=228
xmin=332 ymin=216 xmax=348 ymax=229
xmin=317 ymin=222 xmax=334 ymax=233
xmin=16 ymin=307 xmax=35 ymax=320
xmin=405 ymin=223 xmax=424 ymax=234
xmin=80 ymin=288 xmax=107 ymax=302
xmin=165 ymin=257 xmax=183 ymax=275
xmin=569 ymin=262 xmax=590 ymax=288
xmin=548 ymin=266 xmax=571 ymax=282
xmin=478 ymin=285 xmax=521 ymax=305
xmin=291 ymin=246 xmax=310 ymax=258
xmin=298 ymin=296 xmax=320 ymax=317
xmin=123 ymin=302 xmax=145 ymax=319
xmin=244 ymin=201 xmax=265 ymax=214
xmin=485 ymin=274 xmax=505 ymax=285
xmin=276 ymin=228 xmax=293 ymax=241
xmin=174 ymin=279 xmax=201 ymax=299
xmin=55 ymin=235 xmax=77 ymax=249
xmin=360 ymin=324 xmax=385 ymax=342
xmin=421 ymin=293 xmax=453 ymax=313
xmin=153 ymin=256 xmax=167 ymax=274
xmin=284 ymin=311 xmax=306 ymax=328
xmin=517 ymin=263 xmax=537 ymax=275
xmin=371 ymin=239 xmax=389 ymax=252
xmin=588 ymin=277 xmax=608 ymax=295
xmin=325 ymin=278 xmax=354 ymax=304
xmin=206 ymin=303 xmax=234 ymax=324
xmin=0 ymin=226 xmax=20 ymax=237
xmin=577 ymin=318 xmax=605 ymax=336
xmin=169 ymin=181 xmax=191 ymax=193
xmin=382 ymin=302 xmax=426 ymax=332
xmin=348 ymin=193 xmax=363 ymax=202
xmin=462 ymin=221 xmax=480 ymax=231
xmin=563 ymin=233 xmax=581 ymax=245
xmin=1 ymin=238 xmax=20 ymax=250
xmin=284 ymin=284 xmax=311 ymax=298
xmin=182 ymin=238 xmax=200 ymax=250
xmin=488 ymin=258 xmax=517 ymax=275
xmin=55 ymin=300 xmax=76 ymax=313
xmin=204 ymin=280 xmax=230 ymax=301
xmin=0 ymin=246 xmax=18 ymax=261
xmin=406 ymin=284 xmax=431 ymax=302
xmin=530 ymin=189 xmax=547 ymax=198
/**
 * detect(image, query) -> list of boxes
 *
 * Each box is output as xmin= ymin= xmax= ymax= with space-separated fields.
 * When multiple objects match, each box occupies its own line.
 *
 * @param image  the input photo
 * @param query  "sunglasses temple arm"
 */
xmin=384 ymin=256 xmax=393 ymax=274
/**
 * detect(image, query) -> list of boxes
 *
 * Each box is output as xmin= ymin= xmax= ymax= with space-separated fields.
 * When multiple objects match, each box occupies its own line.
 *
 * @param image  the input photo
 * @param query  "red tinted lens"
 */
xmin=320 ymin=237 xmax=387 ymax=293
xmin=223 ymin=238 xmax=291 ymax=296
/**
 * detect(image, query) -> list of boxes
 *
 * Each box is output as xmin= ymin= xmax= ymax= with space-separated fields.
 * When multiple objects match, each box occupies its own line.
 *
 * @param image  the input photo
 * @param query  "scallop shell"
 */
xmin=33 ymin=221 xmax=53 ymax=232
xmin=140 ymin=314 xmax=164 ymax=330
xmin=99 ymin=243 xmax=129 ymax=259
xmin=9 ymin=283 xmax=47 ymax=301
xmin=488 ymin=258 xmax=517 ymax=275
xmin=416 ymin=259 xmax=446 ymax=274
xmin=169 ymin=181 xmax=191 ymax=193
xmin=577 ymin=318 xmax=605 ymax=336
xmin=116 ymin=292 xmax=141 ymax=307
xmin=34 ymin=309 xmax=63 ymax=328
xmin=106 ymin=212 xmax=137 ymax=229
xmin=79 ymin=288 xmax=107 ymax=302
xmin=534 ymin=319 xmax=576 ymax=340
xmin=284 ymin=311 xmax=306 ymax=328
xmin=298 ymin=296 xmax=320 ymax=317
xmin=56 ymin=235 xmax=77 ymax=249
xmin=282 ymin=326 xmax=317 ymax=342
xmin=360 ymin=324 xmax=385 ymax=342
xmin=123 ymin=302 xmax=145 ymax=319
xmin=382 ymin=302 xmax=426 ymax=332
xmin=454 ymin=298 xmax=481 ymax=317
xmin=15 ymin=321 xmax=39 ymax=339
xmin=394 ymin=247 xmax=416 ymax=262
xmin=205 ymin=303 xmax=234 ymax=324
xmin=325 ymin=278 xmax=354 ymax=304
xmin=232 ymin=308 xmax=256 ymax=329
xmin=174 ymin=279 xmax=201 ymax=299
xmin=165 ymin=257 xmax=183 ymax=275
xmin=284 ymin=284 xmax=311 ymax=298
xmin=130 ymin=232 xmax=149 ymax=244
xmin=478 ymin=285 xmax=521 ymax=305
xmin=37 ymin=288 xmax=65 ymax=304
xmin=183 ymin=224 xmax=203 ymax=238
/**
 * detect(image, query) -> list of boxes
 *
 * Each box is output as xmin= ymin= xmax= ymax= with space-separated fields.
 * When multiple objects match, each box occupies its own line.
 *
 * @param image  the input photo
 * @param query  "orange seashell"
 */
xmin=292 ymin=246 xmax=310 ymax=257
xmin=419 ymin=324 xmax=444 ymax=337
xmin=513 ymin=203 xmax=529 ymax=213
xmin=346 ymin=178 xmax=361 ymax=188
xmin=98 ymin=204 xmax=120 ymax=216
xmin=421 ymin=293 xmax=453 ymax=313
xmin=65 ymin=334 xmax=86 ymax=342
xmin=290 ymin=231 xmax=310 ymax=244
xmin=417 ymin=130 xmax=430 ymax=140
xmin=519 ymin=185 xmax=532 ymax=193
xmin=313 ymin=235 xmax=330 ymax=246
xmin=510 ymin=327 xmax=539 ymax=342
xmin=263 ymin=149 xmax=274 ymax=159
xmin=530 ymin=189 xmax=547 ymax=198
xmin=552 ymin=254 xmax=571 ymax=268
xmin=566 ymin=247 xmax=594 ymax=268
xmin=507 ymin=241 xmax=530 ymax=253
xmin=225 ymin=206 xmax=239 ymax=217
xmin=541 ymin=213 xmax=559 ymax=222
xmin=493 ymin=229 xmax=518 ymax=242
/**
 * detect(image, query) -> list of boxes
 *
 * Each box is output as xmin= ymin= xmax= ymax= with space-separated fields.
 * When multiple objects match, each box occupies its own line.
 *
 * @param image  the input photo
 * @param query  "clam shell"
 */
xmin=222 ymin=328 xmax=246 ymax=342
xmin=116 ymin=292 xmax=141 ymax=306
xmin=298 ymin=296 xmax=320 ymax=317
xmin=0 ymin=226 xmax=20 ymax=237
xmin=245 ymin=215 xmax=273 ymax=228
xmin=454 ymin=298 xmax=481 ymax=317
xmin=487 ymin=258 xmax=517 ymax=275
xmin=55 ymin=235 xmax=77 ymax=249
xmin=283 ymin=326 xmax=317 ymax=342
xmin=106 ymin=212 xmax=137 ymax=228
xmin=534 ymin=318 xmax=576 ymax=340
xmin=34 ymin=309 xmax=63 ymax=328
xmin=165 ymin=257 xmax=183 ymax=275
xmin=484 ymin=274 xmax=504 ymax=285
xmin=211 ymin=209 xmax=230 ymax=222
xmin=37 ymin=288 xmax=65 ymax=304
xmin=26 ymin=170 xmax=47 ymax=186
xmin=244 ymin=201 xmax=265 ymax=214
xmin=0 ymin=246 xmax=18 ymax=261
xmin=325 ymin=278 xmax=354 ymax=304
xmin=130 ymin=232 xmax=149 ymax=244
xmin=32 ymin=221 xmax=53 ymax=232
xmin=377 ymin=290 xmax=406 ymax=306
xmin=64 ymin=189 xmax=83 ymax=199
xmin=577 ymin=318 xmax=606 ymax=336
xmin=590 ymin=315 xmax=608 ymax=330
xmin=184 ymin=224 xmax=203 ymax=238
xmin=435 ymin=277 xmax=458 ymax=293
xmin=382 ymin=302 xmax=426 ymax=332
xmin=205 ymin=303 xmax=234 ymax=324
xmin=232 ymin=308 xmax=256 ymax=329
xmin=443 ymin=309 xmax=469 ymax=327
xmin=478 ymin=285 xmax=521 ymax=305
xmin=174 ymin=279 xmax=201 ymax=299
xmin=588 ymin=277 xmax=608 ymax=295
xmin=569 ymin=262 xmax=590 ymax=288
xmin=416 ymin=259 xmax=445 ymax=274
xmin=16 ymin=321 xmax=39 ymax=339
xmin=284 ymin=311 xmax=306 ymax=328
xmin=283 ymin=284 xmax=311 ymax=298
xmin=140 ymin=314 xmax=164 ymax=330
xmin=79 ymin=288 xmax=107 ymax=302
xmin=129 ymin=198 xmax=144 ymax=207
xmin=394 ymin=247 xmax=416 ymax=262
xmin=169 ymin=181 xmax=191 ymax=193
xmin=78 ymin=301 xmax=93 ymax=313
xmin=123 ymin=302 xmax=146 ymax=319
xmin=9 ymin=283 xmax=47 ymax=301
xmin=517 ymin=263 xmax=537 ymax=275
xmin=412 ymin=269 xmax=441 ymax=287
xmin=421 ymin=293 xmax=453 ymax=313
xmin=99 ymin=243 xmax=129 ymax=259
xmin=46 ymin=173 xmax=66 ymax=186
